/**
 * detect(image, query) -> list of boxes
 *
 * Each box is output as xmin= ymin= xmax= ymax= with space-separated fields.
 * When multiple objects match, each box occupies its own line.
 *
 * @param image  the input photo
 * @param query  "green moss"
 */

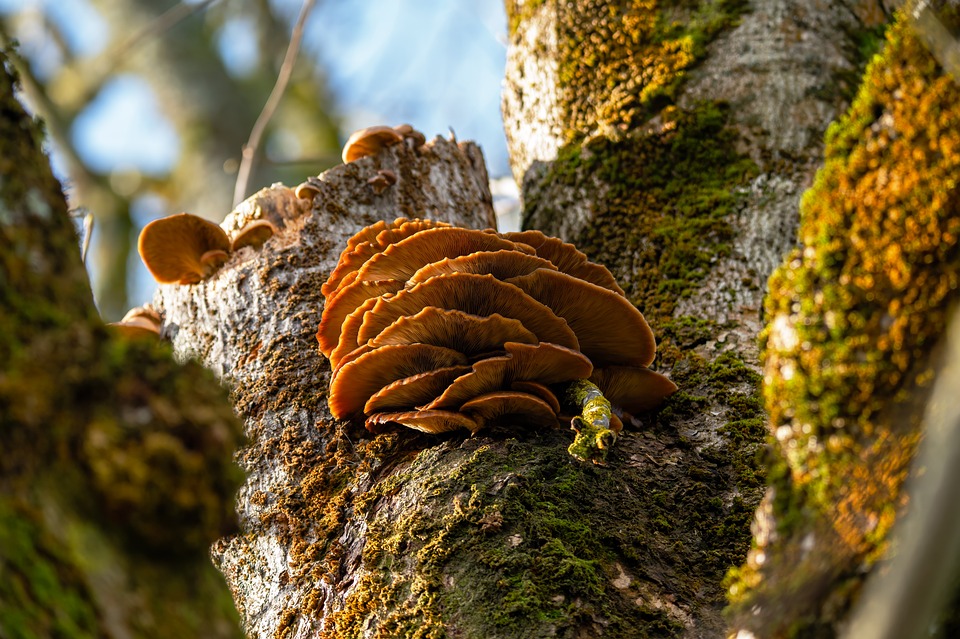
xmin=320 ymin=439 xmax=696 ymax=638
xmin=729 ymin=11 xmax=960 ymax=632
xmin=0 ymin=499 xmax=100 ymax=639
xmin=80 ymin=338 xmax=245 ymax=553
xmin=764 ymin=13 xmax=960 ymax=515
xmin=527 ymin=102 xmax=757 ymax=330
xmin=0 ymin=47 xmax=244 ymax=637
xmin=566 ymin=379 xmax=618 ymax=462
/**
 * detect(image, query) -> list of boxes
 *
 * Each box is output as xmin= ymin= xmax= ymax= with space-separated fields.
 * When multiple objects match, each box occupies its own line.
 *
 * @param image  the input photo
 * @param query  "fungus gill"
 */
xmin=320 ymin=217 xmax=677 ymax=462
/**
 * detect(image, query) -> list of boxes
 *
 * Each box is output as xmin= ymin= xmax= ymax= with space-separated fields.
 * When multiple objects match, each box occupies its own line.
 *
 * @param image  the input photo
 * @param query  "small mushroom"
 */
xmin=341 ymin=125 xmax=404 ymax=163
xmin=394 ymin=123 xmax=426 ymax=148
xmin=230 ymin=219 xmax=277 ymax=252
xmin=108 ymin=304 xmax=162 ymax=339
xmin=294 ymin=176 xmax=324 ymax=200
xmin=138 ymin=213 xmax=231 ymax=284
xmin=367 ymin=169 xmax=397 ymax=194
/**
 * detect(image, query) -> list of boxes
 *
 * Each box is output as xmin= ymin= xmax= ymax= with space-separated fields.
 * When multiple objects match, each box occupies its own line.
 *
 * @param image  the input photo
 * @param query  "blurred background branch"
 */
xmin=3 ymin=0 xmax=511 ymax=320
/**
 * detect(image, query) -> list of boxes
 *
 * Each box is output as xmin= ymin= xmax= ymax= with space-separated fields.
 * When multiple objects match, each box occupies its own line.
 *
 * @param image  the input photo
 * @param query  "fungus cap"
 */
xmin=425 ymin=342 xmax=593 ymax=410
xmin=230 ymin=219 xmax=277 ymax=251
xmin=342 ymin=125 xmax=404 ymax=163
xmin=364 ymin=365 xmax=473 ymax=414
xmin=317 ymin=279 xmax=405 ymax=357
xmin=329 ymin=296 xmax=381 ymax=368
xmin=505 ymin=230 xmax=625 ymax=295
xmin=366 ymin=410 xmax=478 ymax=434
xmin=356 ymin=227 xmax=533 ymax=283
xmin=108 ymin=304 xmax=162 ymax=338
xmin=319 ymin=217 xmax=672 ymax=438
xmin=355 ymin=273 xmax=579 ymax=351
xmin=394 ymin=123 xmax=426 ymax=147
xmin=368 ymin=308 xmax=538 ymax=356
xmin=589 ymin=366 xmax=678 ymax=413
xmin=138 ymin=213 xmax=231 ymax=284
xmin=507 ymin=268 xmax=656 ymax=367
xmin=510 ymin=380 xmax=561 ymax=415
xmin=322 ymin=218 xmax=450 ymax=297
xmin=408 ymin=250 xmax=556 ymax=286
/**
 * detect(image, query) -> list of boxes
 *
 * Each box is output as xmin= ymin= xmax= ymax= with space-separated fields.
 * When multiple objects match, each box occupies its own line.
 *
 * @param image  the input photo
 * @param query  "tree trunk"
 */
xmin=0 ymin=54 xmax=245 ymax=638
xmin=8 ymin=0 xmax=960 ymax=638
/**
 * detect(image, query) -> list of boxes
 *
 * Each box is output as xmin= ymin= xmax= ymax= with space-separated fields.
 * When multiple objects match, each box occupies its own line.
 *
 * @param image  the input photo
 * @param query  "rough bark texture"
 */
xmin=729 ymin=9 xmax=960 ymax=636
xmin=154 ymin=138 xmax=523 ymax=638
xmin=499 ymin=1 xmax=880 ymax=636
xmin=0 ymin=53 xmax=244 ymax=638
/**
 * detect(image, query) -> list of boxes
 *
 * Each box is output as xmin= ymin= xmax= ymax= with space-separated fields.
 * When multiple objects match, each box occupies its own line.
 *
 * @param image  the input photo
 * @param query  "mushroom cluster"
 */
xmin=320 ymin=217 xmax=677 ymax=437
xmin=138 ymin=212 xmax=277 ymax=285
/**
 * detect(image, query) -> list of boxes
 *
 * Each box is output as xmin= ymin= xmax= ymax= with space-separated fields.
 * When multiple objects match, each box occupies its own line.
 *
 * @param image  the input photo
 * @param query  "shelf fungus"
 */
xmin=108 ymin=304 xmax=163 ymax=339
xmin=138 ymin=212 xmax=277 ymax=284
xmin=340 ymin=123 xmax=426 ymax=164
xmin=320 ymin=217 xmax=677 ymax=463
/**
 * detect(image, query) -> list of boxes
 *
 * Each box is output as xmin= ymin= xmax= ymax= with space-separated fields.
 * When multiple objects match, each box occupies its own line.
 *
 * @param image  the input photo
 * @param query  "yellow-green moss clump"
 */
xmin=507 ymin=0 xmax=748 ymax=143
xmin=729 ymin=12 xmax=960 ymax=633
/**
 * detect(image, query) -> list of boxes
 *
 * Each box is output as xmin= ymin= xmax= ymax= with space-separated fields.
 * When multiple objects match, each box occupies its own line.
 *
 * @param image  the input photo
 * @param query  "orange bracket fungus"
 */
xmin=320 ymin=217 xmax=678 ymax=463
xmin=138 ymin=212 xmax=277 ymax=285
xmin=341 ymin=123 xmax=426 ymax=163
xmin=341 ymin=125 xmax=404 ymax=163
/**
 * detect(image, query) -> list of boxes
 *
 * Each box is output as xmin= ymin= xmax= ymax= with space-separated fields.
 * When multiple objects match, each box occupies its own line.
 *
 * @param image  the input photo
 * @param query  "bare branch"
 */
xmin=233 ymin=0 xmax=317 ymax=206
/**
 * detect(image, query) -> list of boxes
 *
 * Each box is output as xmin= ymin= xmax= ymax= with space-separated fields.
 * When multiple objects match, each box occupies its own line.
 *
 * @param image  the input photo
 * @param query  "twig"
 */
xmin=81 ymin=212 xmax=94 ymax=263
xmin=233 ymin=0 xmax=317 ymax=206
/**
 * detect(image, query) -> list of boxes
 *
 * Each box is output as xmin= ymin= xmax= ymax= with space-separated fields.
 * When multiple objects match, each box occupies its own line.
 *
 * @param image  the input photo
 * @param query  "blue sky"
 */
xmin=4 ymin=0 xmax=511 ymax=179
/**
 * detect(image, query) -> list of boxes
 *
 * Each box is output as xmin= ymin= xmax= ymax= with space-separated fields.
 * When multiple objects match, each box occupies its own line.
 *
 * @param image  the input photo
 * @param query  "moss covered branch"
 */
xmin=0 ymin=50 xmax=243 ymax=638
xmin=728 ymin=8 xmax=960 ymax=635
